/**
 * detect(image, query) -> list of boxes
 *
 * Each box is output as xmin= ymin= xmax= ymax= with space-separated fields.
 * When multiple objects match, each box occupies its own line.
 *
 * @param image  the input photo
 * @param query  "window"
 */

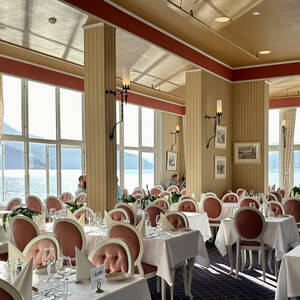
xmin=294 ymin=108 xmax=300 ymax=186
xmin=117 ymin=102 xmax=156 ymax=193
xmin=269 ymin=151 xmax=279 ymax=187
xmin=294 ymin=150 xmax=300 ymax=186
xmin=269 ymin=109 xmax=280 ymax=146
xmin=0 ymin=75 xmax=85 ymax=204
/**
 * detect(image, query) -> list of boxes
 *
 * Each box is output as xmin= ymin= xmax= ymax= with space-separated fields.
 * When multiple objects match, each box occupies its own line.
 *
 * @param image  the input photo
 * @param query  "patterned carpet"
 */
xmin=147 ymin=242 xmax=277 ymax=299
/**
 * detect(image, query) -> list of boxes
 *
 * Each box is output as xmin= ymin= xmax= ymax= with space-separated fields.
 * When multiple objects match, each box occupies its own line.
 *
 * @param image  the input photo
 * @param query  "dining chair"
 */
xmin=0 ymin=279 xmax=23 ymax=300
xmin=159 ymin=191 xmax=170 ymax=199
xmin=74 ymin=192 xmax=87 ymax=203
xmin=150 ymin=187 xmax=162 ymax=196
xmin=154 ymin=185 xmax=164 ymax=192
xmin=167 ymin=185 xmax=179 ymax=193
xmin=236 ymin=189 xmax=248 ymax=197
xmin=278 ymin=188 xmax=285 ymax=198
xmin=121 ymin=187 xmax=129 ymax=196
xmin=204 ymin=192 xmax=217 ymax=198
xmin=284 ymin=198 xmax=300 ymax=232
xmin=240 ymin=197 xmax=260 ymax=209
xmin=53 ymin=218 xmax=86 ymax=261
xmin=26 ymin=195 xmax=44 ymax=213
xmin=11 ymin=215 xmax=40 ymax=251
xmin=115 ymin=203 xmax=137 ymax=225
xmin=5 ymin=197 xmax=22 ymax=211
xmin=221 ymin=192 xmax=239 ymax=203
xmin=233 ymin=207 xmax=267 ymax=281
xmin=181 ymin=188 xmax=187 ymax=195
xmin=132 ymin=187 xmax=145 ymax=196
xmin=145 ymin=204 xmax=165 ymax=227
xmin=74 ymin=207 xmax=95 ymax=224
xmin=133 ymin=193 xmax=143 ymax=200
xmin=178 ymin=199 xmax=198 ymax=212
xmin=179 ymin=195 xmax=196 ymax=201
xmin=23 ymin=234 xmax=61 ymax=266
xmin=108 ymin=208 xmax=129 ymax=222
xmin=270 ymin=191 xmax=282 ymax=202
xmin=165 ymin=211 xmax=189 ymax=229
xmin=88 ymin=238 xmax=133 ymax=276
xmin=267 ymin=192 xmax=278 ymax=202
xmin=268 ymin=201 xmax=285 ymax=216
xmin=45 ymin=196 xmax=63 ymax=213
xmin=59 ymin=192 xmax=73 ymax=203
xmin=153 ymin=198 xmax=169 ymax=211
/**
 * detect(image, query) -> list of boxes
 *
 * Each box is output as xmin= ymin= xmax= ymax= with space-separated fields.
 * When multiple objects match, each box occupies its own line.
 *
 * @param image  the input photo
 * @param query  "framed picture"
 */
xmin=215 ymin=156 xmax=226 ymax=179
xmin=215 ymin=125 xmax=226 ymax=149
xmin=234 ymin=142 xmax=261 ymax=164
xmin=166 ymin=151 xmax=177 ymax=171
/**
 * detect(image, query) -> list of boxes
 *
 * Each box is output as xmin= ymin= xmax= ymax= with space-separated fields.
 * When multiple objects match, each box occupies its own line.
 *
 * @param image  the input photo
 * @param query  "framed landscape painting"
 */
xmin=166 ymin=151 xmax=177 ymax=171
xmin=215 ymin=125 xmax=226 ymax=149
xmin=215 ymin=156 xmax=226 ymax=179
xmin=234 ymin=142 xmax=260 ymax=164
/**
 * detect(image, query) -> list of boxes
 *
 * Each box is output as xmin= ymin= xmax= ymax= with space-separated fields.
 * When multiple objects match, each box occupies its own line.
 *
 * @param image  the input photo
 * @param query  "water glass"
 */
xmin=94 ymin=213 xmax=102 ymax=230
xmin=42 ymin=248 xmax=56 ymax=282
xmin=86 ymin=211 xmax=92 ymax=227
xmin=49 ymin=208 xmax=56 ymax=222
xmin=56 ymin=256 xmax=72 ymax=277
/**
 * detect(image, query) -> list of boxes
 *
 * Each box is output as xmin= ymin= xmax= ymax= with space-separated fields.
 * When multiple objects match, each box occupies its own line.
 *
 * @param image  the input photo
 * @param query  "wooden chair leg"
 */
xmin=261 ymin=246 xmax=266 ymax=282
xmin=248 ymin=250 xmax=253 ymax=270
xmin=183 ymin=265 xmax=188 ymax=296
xmin=156 ymin=276 xmax=160 ymax=293
xmin=258 ymin=250 xmax=261 ymax=265
xmin=275 ymin=260 xmax=279 ymax=280
xmin=227 ymin=245 xmax=233 ymax=275
xmin=235 ymin=241 xmax=240 ymax=279
xmin=268 ymin=248 xmax=273 ymax=274
xmin=241 ymin=249 xmax=246 ymax=271
xmin=161 ymin=278 xmax=166 ymax=300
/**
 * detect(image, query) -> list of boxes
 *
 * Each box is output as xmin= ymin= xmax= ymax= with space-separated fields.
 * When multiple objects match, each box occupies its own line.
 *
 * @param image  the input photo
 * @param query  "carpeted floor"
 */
xmin=147 ymin=242 xmax=277 ymax=299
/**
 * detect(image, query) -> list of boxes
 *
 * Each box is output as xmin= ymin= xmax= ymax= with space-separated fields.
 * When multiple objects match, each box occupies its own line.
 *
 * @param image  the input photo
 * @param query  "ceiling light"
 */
xmin=253 ymin=11 xmax=260 ymax=16
xmin=0 ymin=24 xmax=7 ymax=30
xmin=214 ymin=16 xmax=230 ymax=23
xmin=48 ymin=17 xmax=57 ymax=24
xmin=259 ymin=50 xmax=271 ymax=55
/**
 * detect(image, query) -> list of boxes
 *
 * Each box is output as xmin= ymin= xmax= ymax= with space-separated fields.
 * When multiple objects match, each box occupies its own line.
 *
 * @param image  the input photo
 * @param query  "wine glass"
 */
xmin=49 ymin=208 xmax=56 ymax=222
xmin=42 ymin=248 xmax=56 ymax=282
xmin=56 ymin=256 xmax=72 ymax=297
xmin=94 ymin=212 xmax=102 ymax=231
xmin=85 ymin=211 xmax=92 ymax=227
xmin=249 ymin=189 xmax=254 ymax=197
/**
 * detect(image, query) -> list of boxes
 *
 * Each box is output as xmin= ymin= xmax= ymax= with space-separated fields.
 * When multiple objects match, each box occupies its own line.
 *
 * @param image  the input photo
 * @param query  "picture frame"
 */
xmin=234 ymin=142 xmax=261 ymax=164
xmin=215 ymin=125 xmax=226 ymax=149
xmin=166 ymin=151 xmax=177 ymax=171
xmin=215 ymin=156 xmax=226 ymax=179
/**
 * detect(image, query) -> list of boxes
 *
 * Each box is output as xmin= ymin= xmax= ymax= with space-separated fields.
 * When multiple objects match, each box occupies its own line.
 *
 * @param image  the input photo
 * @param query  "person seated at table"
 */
xmin=179 ymin=173 xmax=186 ymax=190
xmin=165 ymin=174 xmax=179 ymax=189
xmin=117 ymin=177 xmax=123 ymax=203
xmin=76 ymin=174 xmax=86 ymax=194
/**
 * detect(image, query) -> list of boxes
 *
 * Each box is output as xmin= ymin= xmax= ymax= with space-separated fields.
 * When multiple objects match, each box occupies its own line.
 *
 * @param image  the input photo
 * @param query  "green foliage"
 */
xmin=65 ymin=198 xmax=84 ymax=213
xmin=122 ymin=194 xmax=136 ymax=203
xmin=2 ymin=206 xmax=41 ymax=232
xmin=168 ymin=191 xmax=182 ymax=204
xmin=290 ymin=186 xmax=300 ymax=197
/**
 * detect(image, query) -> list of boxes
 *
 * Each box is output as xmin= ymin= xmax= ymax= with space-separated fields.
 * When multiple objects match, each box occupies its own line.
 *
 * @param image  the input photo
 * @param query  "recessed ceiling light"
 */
xmin=0 ymin=24 xmax=7 ymax=30
xmin=214 ymin=16 xmax=230 ymax=23
xmin=259 ymin=50 xmax=271 ymax=55
xmin=48 ymin=17 xmax=57 ymax=24
xmin=253 ymin=11 xmax=260 ymax=16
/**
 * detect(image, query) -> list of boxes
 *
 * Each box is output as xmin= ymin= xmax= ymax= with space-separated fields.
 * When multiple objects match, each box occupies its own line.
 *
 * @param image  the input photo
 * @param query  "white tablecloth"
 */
xmin=220 ymin=203 xmax=239 ymax=219
xmin=215 ymin=216 xmax=300 ymax=261
xmin=275 ymin=245 xmax=300 ymax=300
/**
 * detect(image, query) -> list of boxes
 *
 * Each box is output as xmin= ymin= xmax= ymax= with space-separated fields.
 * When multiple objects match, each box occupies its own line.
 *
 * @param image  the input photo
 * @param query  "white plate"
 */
xmin=105 ymin=272 xmax=131 ymax=281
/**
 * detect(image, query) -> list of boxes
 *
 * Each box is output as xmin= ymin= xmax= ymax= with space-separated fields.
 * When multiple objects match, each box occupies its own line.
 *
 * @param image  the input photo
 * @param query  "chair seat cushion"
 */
xmin=209 ymin=220 xmax=220 ymax=224
xmin=134 ymin=263 xmax=157 ymax=275
xmin=241 ymin=240 xmax=260 ymax=246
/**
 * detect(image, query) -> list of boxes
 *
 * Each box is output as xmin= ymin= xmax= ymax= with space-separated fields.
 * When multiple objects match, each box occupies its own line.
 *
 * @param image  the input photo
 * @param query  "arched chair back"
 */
xmin=150 ymin=187 xmax=161 ymax=196
xmin=153 ymin=198 xmax=169 ymax=211
xmin=23 ymin=234 xmax=61 ymax=266
xmin=122 ymin=188 xmax=129 ymax=196
xmin=240 ymin=197 xmax=260 ymax=209
xmin=268 ymin=201 xmax=285 ymax=217
xmin=267 ymin=193 xmax=278 ymax=202
xmin=74 ymin=192 xmax=87 ymax=203
xmin=178 ymin=199 xmax=198 ymax=212
xmin=53 ymin=218 xmax=86 ymax=259
xmin=88 ymin=238 xmax=134 ymax=276
xmin=6 ymin=197 xmax=22 ymax=211
xmin=74 ymin=207 xmax=95 ymax=224
xmin=133 ymin=193 xmax=143 ymax=200
xmin=165 ymin=212 xmax=189 ymax=229
xmin=108 ymin=208 xmax=129 ymax=223
xmin=181 ymin=188 xmax=187 ymax=195
xmin=284 ymin=199 xmax=300 ymax=230
xmin=270 ymin=191 xmax=282 ymax=202
xmin=0 ymin=279 xmax=23 ymax=300
xmin=222 ymin=192 xmax=239 ymax=203
xmin=205 ymin=192 xmax=217 ymax=198
xmin=154 ymin=185 xmax=164 ymax=192
xmin=159 ymin=191 xmax=170 ymax=199
xmin=115 ymin=203 xmax=137 ymax=225
xmin=45 ymin=196 xmax=63 ymax=213
xmin=59 ymin=192 xmax=73 ymax=203
xmin=108 ymin=222 xmax=144 ymax=276
xmin=145 ymin=204 xmax=165 ymax=227
xmin=271 ymin=184 xmax=276 ymax=191
xmin=11 ymin=215 xmax=40 ymax=251
xmin=26 ymin=195 xmax=44 ymax=213
xmin=132 ymin=188 xmax=145 ymax=196
xmin=179 ymin=195 xmax=196 ymax=201
xmin=278 ymin=188 xmax=285 ymax=198
xmin=167 ymin=185 xmax=179 ymax=193
xmin=236 ymin=189 xmax=248 ymax=197
xmin=202 ymin=196 xmax=222 ymax=224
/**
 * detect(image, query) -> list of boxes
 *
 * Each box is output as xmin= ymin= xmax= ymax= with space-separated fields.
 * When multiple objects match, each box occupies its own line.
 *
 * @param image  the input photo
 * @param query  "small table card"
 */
xmin=90 ymin=264 xmax=105 ymax=291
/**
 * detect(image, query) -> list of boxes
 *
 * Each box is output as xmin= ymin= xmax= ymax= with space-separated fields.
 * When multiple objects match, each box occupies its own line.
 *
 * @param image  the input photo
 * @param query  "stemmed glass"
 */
xmin=94 ymin=213 xmax=102 ymax=231
xmin=249 ymin=189 xmax=254 ymax=197
xmin=42 ymin=248 xmax=56 ymax=283
xmin=49 ymin=208 xmax=56 ymax=222
xmin=85 ymin=211 xmax=92 ymax=227
xmin=56 ymin=256 xmax=72 ymax=298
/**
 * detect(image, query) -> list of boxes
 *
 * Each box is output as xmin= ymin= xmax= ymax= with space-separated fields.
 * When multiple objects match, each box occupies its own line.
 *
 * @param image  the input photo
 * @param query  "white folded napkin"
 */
xmin=136 ymin=215 xmax=146 ymax=237
xmin=128 ymin=202 xmax=137 ymax=212
xmin=78 ymin=213 xmax=85 ymax=228
xmin=104 ymin=210 xmax=114 ymax=227
xmin=160 ymin=213 xmax=175 ymax=231
xmin=8 ymin=242 xmax=28 ymax=265
xmin=67 ymin=209 xmax=78 ymax=221
xmin=75 ymin=247 xmax=94 ymax=281
xmin=13 ymin=258 xmax=33 ymax=300
xmin=34 ymin=211 xmax=45 ymax=231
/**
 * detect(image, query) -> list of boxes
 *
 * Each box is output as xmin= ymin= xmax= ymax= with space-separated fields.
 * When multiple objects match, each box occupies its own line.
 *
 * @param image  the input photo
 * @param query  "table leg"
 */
xmin=161 ymin=278 xmax=166 ymax=300
xmin=187 ymin=257 xmax=195 ymax=299
xmin=170 ymin=269 xmax=175 ymax=300
xmin=227 ymin=245 xmax=233 ymax=275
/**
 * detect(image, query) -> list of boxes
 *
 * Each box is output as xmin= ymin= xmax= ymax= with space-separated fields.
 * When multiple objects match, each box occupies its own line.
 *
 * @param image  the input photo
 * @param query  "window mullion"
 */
xmin=56 ymin=88 xmax=61 ymax=195
xmin=24 ymin=79 xmax=29 ymax=199
xmin=138 ymin=107 xmax=142 ymax=188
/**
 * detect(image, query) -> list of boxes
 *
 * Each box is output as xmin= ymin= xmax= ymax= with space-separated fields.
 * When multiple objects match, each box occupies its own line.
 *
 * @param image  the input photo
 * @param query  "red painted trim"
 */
xmin=0 ymin=56 xmax=84 ymax=91
xmin=269 ymin=97 xmax=300 ymax=109
xmin=61 ymin=0 xmax=232 ymax=81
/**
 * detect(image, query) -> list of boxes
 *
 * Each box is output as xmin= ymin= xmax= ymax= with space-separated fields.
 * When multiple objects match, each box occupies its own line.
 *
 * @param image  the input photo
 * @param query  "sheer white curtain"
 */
xmin=0 ymin=75 xmax=3 ymax=140
xmin=283 ymin=108 xmax=296 ymax=195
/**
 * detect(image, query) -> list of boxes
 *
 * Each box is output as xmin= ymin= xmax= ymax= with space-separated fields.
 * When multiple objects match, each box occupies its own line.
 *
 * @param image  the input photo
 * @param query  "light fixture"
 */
xmin=48 ymin=17 xmax=57 ymax=24
xmin=205 ymin=100 xmax=223 ymax=149
xmin=259 ymin=50 xmax=271 ymax=55
xmin=214 ymin=16 xmax=230 ymax=23
xmin=253 ymin=11 xmax=260 ymax=16
xmin=170 ymin=125 xmax=180 ymax=151
xmin=106 ymin=67 xmax=131 ymax=140
xmin=281 ymin=119 xmax=287 ymax=148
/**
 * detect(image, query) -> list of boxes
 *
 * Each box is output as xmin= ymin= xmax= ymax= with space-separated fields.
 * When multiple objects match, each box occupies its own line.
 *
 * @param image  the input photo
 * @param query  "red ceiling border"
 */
xmin=269 ymin=97 xmax=300 ymax=109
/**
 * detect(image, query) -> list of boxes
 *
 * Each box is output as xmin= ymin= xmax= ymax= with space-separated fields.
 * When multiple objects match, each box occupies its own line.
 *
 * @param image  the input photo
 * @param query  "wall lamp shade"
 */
xmin=171 ymin=125 xmax=180 ymax=151
xmin=217 ymin=99 xmax=222 ymax=114
xmin=175 ymin=125 xmax=180 ymax=133
xmin=122 ymin=67 xmax=130 ymax=91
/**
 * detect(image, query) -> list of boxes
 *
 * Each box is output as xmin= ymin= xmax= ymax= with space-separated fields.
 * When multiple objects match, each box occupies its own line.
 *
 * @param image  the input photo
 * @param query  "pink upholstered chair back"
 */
xmin=181 ymin=188 xmax=187 ymax=195
xmin=59 ymin=192 xmax=73 ymax=203
xmin=167 ymin=185 xmax=179 ymax=192
xmin=234 ymin=207 xmax=265 ymax=240
xmin=23 ymin=234 xmax=61 ymax=266
xmin=132 ymin=188 xmax=145 ymax=196
xmin=109 ymin=208 xmax=129 ymax=222
xmin=159 ymin=191 xmax=170 ymax=199
xmin=75 ymin=193 xmax=87 ymax=203
xmin=26 ymin=195 xmax=43 ymax=213
xmin=153 ymin=198 xmax=169 ymax=211
xmin=271 ymin=184 xmax=276 ymax=191
xmin=150 ymin=187 xmax=161 ymax=196
xmin=222 ymin=193 xmax=239 ymax=203
xmin=0 ymin=279 xmax=23 ymax=300
xmin=74 ymin=207 xmax=94 ymax=224
xmin=236 ymin=189 xmax=247 ymax=196
xmin=46 ymin=196 xmax=63 ymax=212
xmin=178 ymin=199 xmax=197 ymax=212
xmin=203 ymin=197 xmax=222 ymax=219
xmin=145 ymin=204 xmax=165 ymax=227
xmin=115 ymin=203 xmax=136 ymax=225
xmin=271 ymin=191 xmax=282 ymax=202
xmin=53 ymin=218 xmax=85 ymax=259
xmin=165 ymin=212 xmax=188 ymax=229
xmin=278 ymin=188 xmax=285 ymax=198
xmin=240 ymin=197 xmax=259 ymax=209
xmin=205 ymin=192 xmax=217 ymax=198
xmin=11 ymin=216 xmax=40 ymax=251
xmin=284 ymin=199 xmax=300 ymax=227
xmin=133 ymin=193 xmax=143 ymax=200
xmin=6 ymin=198 xmax=22 ymax=211
xmin=269 ymin=201 xmax=285 ymax=217
xmin=180 ymin=195 xmax=196 ymax=201
xmin=122 ymin=188 xmax=129 ymax=196
xmin=267 ymin=193 xmax=277 ymax=202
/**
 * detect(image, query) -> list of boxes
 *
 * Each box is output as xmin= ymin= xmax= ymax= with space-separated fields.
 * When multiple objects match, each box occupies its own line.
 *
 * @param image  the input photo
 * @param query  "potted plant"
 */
xmin=290 ymin=186 xmax=300 ymax=198
xmin=65 ymin=198 xmax=84 ymax=213
xmin=168 ymin=191 xmax=182 ymax=204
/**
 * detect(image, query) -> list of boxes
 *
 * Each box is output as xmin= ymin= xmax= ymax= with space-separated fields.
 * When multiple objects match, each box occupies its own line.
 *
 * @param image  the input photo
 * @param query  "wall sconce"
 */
xmin=170 ymin=125 xmax=180 ymax=151
xmin=281 ymin=119 xmax=287 ymax=148
xmin=106 ymin=67 xmax=131 ymax=140
xmin=204 ymin=99 xmax=223 ymax=149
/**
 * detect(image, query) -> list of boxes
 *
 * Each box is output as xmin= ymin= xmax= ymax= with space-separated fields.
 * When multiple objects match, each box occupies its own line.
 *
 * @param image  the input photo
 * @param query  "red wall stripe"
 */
xmin=269 ymin=97 xmax=300 ymax=109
